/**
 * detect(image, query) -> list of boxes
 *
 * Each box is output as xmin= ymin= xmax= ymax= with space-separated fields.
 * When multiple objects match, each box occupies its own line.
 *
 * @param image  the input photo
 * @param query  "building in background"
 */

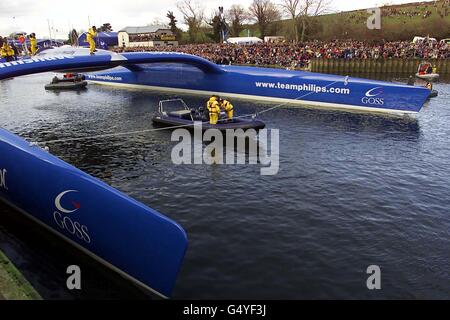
xmin=118 ymin=26 xmax=177 ymax=48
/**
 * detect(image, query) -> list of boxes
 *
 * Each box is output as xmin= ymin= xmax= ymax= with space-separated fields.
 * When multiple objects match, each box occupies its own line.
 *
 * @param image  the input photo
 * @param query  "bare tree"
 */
xmin=249 ymin=0 xmax=281 ymax=38
xmin=226 ymin=5 xmax=249 ymax=37
xmin=299 ymin=0 xmax=331 ymax=42
xmin=279 ymin=0 xmax=301 ymax=42
xmin=176 ymin=0 xmax=205 ymax=42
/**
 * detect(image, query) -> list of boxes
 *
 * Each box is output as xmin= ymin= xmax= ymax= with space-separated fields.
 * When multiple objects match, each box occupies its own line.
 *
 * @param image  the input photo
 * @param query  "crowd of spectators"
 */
xmin=114 ymin=39 xmax=450 ymax=69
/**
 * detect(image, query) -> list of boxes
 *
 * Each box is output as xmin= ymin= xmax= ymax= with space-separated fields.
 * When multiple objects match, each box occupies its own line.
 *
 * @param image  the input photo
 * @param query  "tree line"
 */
xmin=171 ymin=0 xmax=330 ymax=43
xmin=169 ymin=0 xmax=449 ymax=44
xmin=65 ymin=0 xmax=448 ymax=45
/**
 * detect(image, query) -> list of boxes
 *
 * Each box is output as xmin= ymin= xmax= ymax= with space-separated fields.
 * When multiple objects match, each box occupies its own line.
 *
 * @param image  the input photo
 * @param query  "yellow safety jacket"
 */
xmin=221 ymin=100 xmax=233 ymax=112
xmin=30 ymin=37 xmax=37 ymax=49
xmin=87 ymin=28 xmax=97 ymax=42
xmin=207 ymin=100 xmax=221 ymax=114
xmin=206 ymin=97 xmax=216 ymax=109
xmin=1 ymin=44 xmax=14 ymax=57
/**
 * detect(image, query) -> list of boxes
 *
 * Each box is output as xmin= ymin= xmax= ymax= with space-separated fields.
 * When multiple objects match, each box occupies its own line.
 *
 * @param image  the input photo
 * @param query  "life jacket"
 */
xmin=207 ymin=97 xmax=217 ymax=110
xmin=30 ymin=37 xmax=37 ymax=48
xmin=208 ymin=100 xmax=220 ymax=114
xmin=1 ymin=44 xmax=14 ymax=57
xmin=87 ymin=28 xmax=97 ymax=41
xmin=221 ymin=100 xmax=233 ymax=111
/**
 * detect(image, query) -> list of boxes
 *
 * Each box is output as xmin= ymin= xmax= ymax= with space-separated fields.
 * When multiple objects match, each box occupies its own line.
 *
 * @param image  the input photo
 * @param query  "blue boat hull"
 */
xmin=85 ymin=53 xmax=431 ymax=115
xmin=0 ymin=128 xmax=187 ymax=298
xmin=0 ymin=49 xmax=430 ymax=114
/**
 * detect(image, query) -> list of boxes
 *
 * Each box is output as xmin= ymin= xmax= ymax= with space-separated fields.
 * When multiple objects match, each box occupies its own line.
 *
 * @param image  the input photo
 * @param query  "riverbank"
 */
xmin=0 ymin=250 xmax=41 ymax=300
xmin=229 ymin=59 xmax=450 ymax=81
xmin=310 ymin=58 xmax=450 ymax=76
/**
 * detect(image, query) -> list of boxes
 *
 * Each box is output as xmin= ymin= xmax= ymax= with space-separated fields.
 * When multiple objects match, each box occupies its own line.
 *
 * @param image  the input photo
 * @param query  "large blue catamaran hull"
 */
xmin=86 ymin=52 xmax=430 ymax=115
xmin=0 ymin=128 xmax=187 ymax=298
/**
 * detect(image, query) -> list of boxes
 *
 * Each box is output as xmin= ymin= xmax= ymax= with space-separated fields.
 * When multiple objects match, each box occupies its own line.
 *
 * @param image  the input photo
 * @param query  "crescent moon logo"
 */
xmin=55 ymin=190 xmax=80 ymax=214
xmin=365 ymin=87 xmax=383 ymax=97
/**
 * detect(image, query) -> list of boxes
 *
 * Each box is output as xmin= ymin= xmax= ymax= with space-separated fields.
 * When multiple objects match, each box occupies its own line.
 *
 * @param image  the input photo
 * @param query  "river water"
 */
xmin=0 ymin=73 xmax=449 ymax=299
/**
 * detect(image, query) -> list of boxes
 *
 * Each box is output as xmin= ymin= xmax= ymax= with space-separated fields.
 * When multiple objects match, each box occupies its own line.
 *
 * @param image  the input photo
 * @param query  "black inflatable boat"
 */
xmin=45 ymin=80 xmax=88 ymax=90
xmin=45 ymin=74 xmax=88 ymax=90
xmin=152 ymin=99 xmax=266 ymax=131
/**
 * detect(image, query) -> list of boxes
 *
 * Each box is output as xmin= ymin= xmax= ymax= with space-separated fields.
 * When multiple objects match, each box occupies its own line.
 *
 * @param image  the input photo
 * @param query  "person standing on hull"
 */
xmin=207 ymin=96 xmax=221 ymax=125
xmin=10 ymin=42 xmax=18 ymax=60
xmin=18 ymin=34 xmax=27 ymax=54
xmin=87 ymin=26 xmax=97 ymax=55
xmin=29 ymin=33 xmax=37 ymax=55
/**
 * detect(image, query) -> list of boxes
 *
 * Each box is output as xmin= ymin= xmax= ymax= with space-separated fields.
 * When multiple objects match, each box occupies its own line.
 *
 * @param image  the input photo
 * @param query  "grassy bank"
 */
xmin=0 ymin=250 xmax=42 ymax=300
xmin=312 ymin=1 xmax=450 ymax=41
xmin=239 ymin=0 xmax=450 ymax=41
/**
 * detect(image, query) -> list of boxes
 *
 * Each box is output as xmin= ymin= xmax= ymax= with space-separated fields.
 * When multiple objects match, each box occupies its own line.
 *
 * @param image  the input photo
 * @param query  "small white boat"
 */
xmin=415 ymin=73 xmax=439 ymax=81
xmin=415 ymin=62 xmax=439 ymax=81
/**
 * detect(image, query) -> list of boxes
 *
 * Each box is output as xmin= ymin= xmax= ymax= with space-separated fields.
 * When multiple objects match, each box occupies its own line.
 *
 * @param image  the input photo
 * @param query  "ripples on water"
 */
xmin=0 ymin=73 xmax=449 ymax=299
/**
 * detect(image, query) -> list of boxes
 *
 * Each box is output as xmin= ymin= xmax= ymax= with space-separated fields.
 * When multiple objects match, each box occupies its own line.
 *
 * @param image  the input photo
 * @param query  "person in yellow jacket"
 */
xmin=220 ymin=98 xmax=234 ymax=120
xmin=206 ymin=96 xmax=221 ymax=125
xmin=1 ymin=41 xmax=15 ymax=62
xmin=86 ymin=26 xmax=97 ymax=55
xmin=432 ymin=65 xmax=437 ymax=74
xmin=205 ymin=96 xmax=216 ymax=120
xmin=206 ymin=96 xmax=218 ymax=111
xmin=29 ymin=33 xmax=37 ymax=55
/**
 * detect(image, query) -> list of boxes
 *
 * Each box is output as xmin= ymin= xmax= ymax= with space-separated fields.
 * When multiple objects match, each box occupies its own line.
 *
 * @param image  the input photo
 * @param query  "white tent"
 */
xmin=413 ymin=36 xmax=437 ymax=44
xmin=225 ymin=37 xmax=263 ymax=45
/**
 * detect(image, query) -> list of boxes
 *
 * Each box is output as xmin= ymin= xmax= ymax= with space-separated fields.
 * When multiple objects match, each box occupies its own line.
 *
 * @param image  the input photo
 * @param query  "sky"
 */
xmin=0 ymin=0 xmax=430 ymax=38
